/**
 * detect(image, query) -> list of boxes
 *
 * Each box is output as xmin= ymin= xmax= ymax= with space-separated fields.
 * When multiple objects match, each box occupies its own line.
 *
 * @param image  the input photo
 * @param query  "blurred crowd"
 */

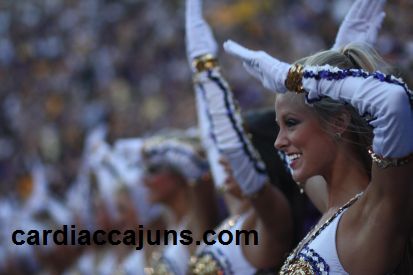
xmin=0 ymin=0 xmax=412 ymax=273
xmin=0 ymin=0 xmax=412 ymax=194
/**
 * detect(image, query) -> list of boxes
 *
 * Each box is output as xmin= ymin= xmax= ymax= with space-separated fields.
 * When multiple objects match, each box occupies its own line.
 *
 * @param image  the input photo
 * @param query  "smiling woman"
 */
xmin=275 ymin=47 xmax=380 ymax=185
xmin=274 ymin=94 xmax=341 ymax=183
xmin=225 ymin=37 xmax=413 ymax=274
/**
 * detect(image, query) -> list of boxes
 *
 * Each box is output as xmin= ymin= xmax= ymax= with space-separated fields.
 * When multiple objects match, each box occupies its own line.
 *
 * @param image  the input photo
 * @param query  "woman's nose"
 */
xmin=274 ymin=130 xmax=288 ymax=151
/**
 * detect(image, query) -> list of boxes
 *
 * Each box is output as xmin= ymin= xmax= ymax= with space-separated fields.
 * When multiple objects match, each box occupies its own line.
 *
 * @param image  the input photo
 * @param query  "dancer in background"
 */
xmin=142 ymin=134 xmax=220 ymax=274
xmin=186 ymin=0 xmax=296 ymax=273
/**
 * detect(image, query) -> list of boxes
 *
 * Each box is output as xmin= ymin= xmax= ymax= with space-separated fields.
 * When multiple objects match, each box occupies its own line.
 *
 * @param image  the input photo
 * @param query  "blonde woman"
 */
xmin=224 ymin=36 xmax=413 ymax=274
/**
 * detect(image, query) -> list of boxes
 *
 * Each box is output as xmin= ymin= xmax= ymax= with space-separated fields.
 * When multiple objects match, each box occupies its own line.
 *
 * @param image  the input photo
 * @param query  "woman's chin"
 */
xmin=291 ymin=171 xmax=301 ymax=182
xmin=292 ymin=171 xmax=309 ymax=185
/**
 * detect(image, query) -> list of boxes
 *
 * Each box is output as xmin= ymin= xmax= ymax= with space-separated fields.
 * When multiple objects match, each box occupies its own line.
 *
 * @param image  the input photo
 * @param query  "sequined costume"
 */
xmin=279 ymin=193 xmax=362 ymax=274
xmin=147 ymin=242 xmax=191 ymax=275
xmin=189 ymin=214 xmax=257 ymax=275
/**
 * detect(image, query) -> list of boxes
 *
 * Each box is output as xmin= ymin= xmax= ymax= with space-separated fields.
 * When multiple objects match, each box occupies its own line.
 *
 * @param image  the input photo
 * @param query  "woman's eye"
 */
xmin=285 ymin=118 xmax=299 ymax=127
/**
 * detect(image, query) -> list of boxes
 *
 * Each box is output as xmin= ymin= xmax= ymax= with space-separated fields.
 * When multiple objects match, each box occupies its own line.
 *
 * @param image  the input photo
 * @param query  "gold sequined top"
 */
xmin=188 ymin=214 xmax=264 ymax=275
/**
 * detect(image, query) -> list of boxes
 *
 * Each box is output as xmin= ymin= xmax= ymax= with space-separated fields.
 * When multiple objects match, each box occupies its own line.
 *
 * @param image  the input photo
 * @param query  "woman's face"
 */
xmin=143 ymin=165 xmax=183 ymax=204
xmin=274 ymin=95 xmax=337 ymax=183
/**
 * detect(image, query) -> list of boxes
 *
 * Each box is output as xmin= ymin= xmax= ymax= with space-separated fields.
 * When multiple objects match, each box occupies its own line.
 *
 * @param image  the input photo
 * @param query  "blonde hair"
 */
xmin=281 ymin=43 xmax=393 ymax=178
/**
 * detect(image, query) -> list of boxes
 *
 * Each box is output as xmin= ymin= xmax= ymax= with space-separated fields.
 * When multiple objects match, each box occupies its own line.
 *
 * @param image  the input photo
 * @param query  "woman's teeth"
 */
xmin=287 ymin=153 xmax=302 ymax=162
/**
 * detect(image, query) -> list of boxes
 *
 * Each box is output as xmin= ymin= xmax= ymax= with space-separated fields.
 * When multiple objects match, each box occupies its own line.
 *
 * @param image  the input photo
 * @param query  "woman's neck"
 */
xmin=165 ymin=188 xmax=190 ymax=226
xmin=324 ymin=147 xmax=369 ymax=210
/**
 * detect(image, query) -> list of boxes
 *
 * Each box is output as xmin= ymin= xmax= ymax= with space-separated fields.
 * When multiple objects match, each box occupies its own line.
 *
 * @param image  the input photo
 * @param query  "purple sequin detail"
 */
xmin=297 ymin=246 xmax=330 ymax=275
xmin=303 ymin=68 xmax=413 ymax=105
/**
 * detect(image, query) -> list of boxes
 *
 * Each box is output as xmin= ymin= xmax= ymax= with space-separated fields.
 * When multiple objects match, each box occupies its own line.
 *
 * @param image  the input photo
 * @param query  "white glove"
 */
xmin=195 ymin=84 xmax=228 ymax=188
xmin=224 ymin=40 xmax=413 ymax=158
xmin=185 ymin=0 xmax=218 ymax=63
xmin=332 ymin=0 xmax=386 ymax=49
xmin=223 ymin=40 xmax=290 ymax=93
xmin=194 ymin=68 xmax=268 ymax=196
xmin=304 ymin=65 xmax=413 ymax=158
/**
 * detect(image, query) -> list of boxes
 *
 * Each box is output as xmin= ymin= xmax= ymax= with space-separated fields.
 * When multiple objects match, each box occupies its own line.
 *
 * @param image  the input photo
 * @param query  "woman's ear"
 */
xmin=333 ymin=109 xmax=352 ymax=136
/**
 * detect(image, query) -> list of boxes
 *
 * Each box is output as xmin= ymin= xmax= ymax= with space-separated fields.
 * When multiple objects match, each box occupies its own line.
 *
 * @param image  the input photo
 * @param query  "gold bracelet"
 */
xmin=192 ymin=54 xmax=219 ymax=73
xmin=368 ymin=147 xmax=413 ymax=169
xmin=285 ymin=63 xmax=306 ymax=94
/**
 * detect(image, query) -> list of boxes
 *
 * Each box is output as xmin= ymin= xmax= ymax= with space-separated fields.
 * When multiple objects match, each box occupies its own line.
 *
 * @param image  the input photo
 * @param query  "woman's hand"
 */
xmin=219 ymin=157 xmax=243 ymax=199
xmin=332 ymin=0 xmax=386 ymax=49
xmin=185 ymin=0 xmax=217 ymax=64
